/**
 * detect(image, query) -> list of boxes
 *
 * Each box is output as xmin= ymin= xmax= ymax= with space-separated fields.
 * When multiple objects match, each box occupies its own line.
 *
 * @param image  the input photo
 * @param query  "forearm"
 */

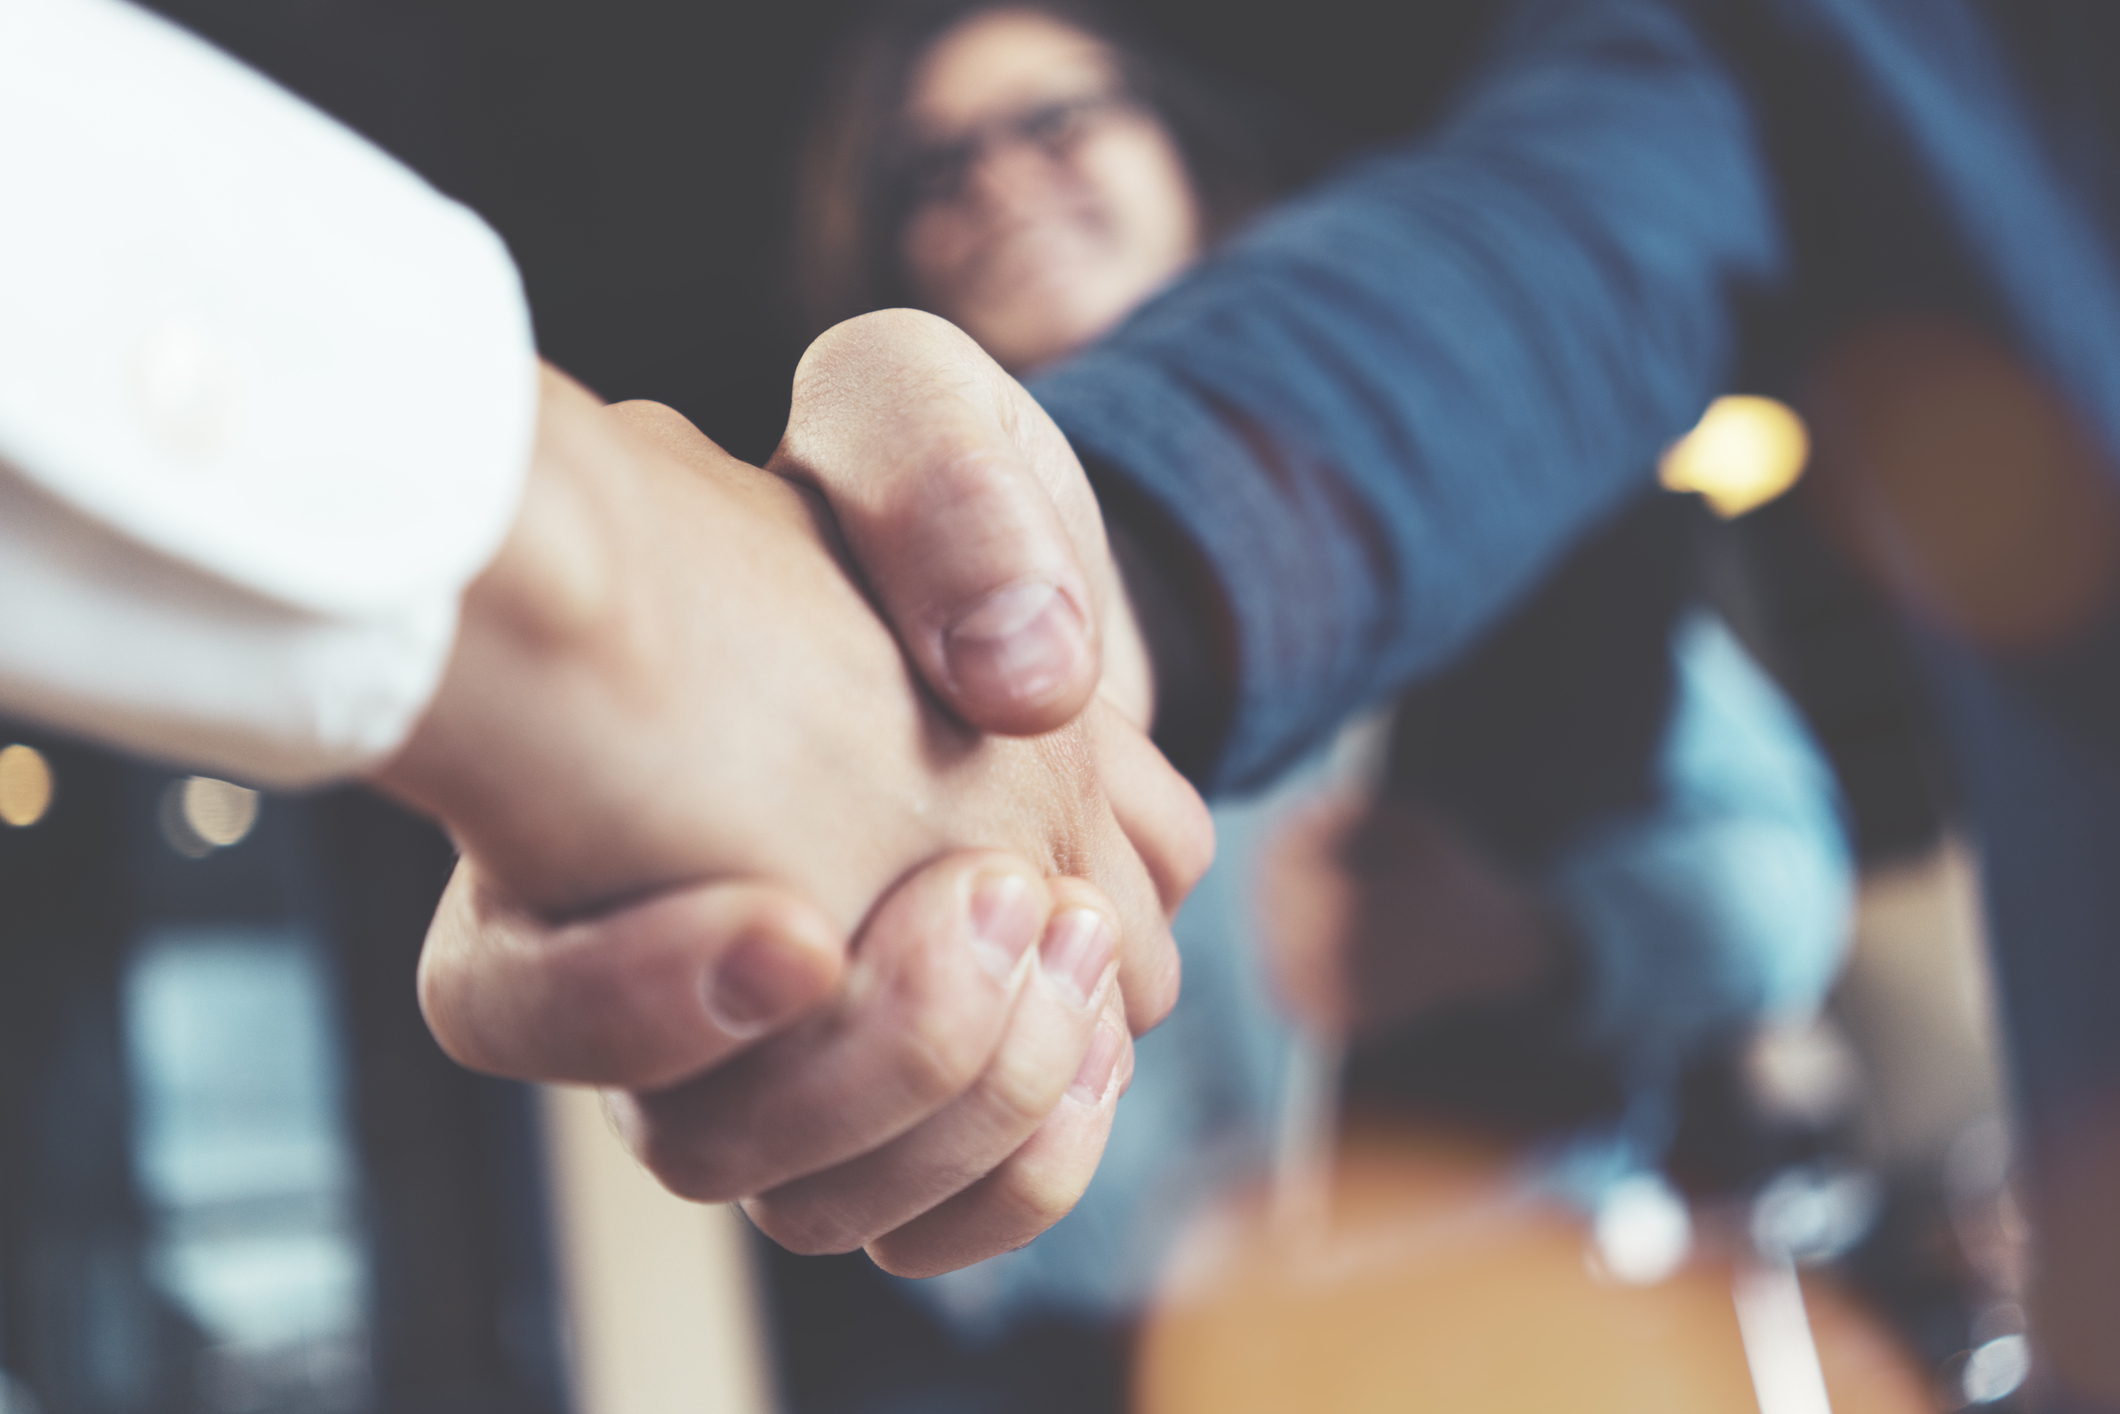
xmin=1038 ymin=0 xmax=1789 ymax=792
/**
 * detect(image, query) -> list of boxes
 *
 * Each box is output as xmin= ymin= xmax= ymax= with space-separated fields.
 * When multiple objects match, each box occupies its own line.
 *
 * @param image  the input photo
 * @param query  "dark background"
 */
xmin=142 ymin=0 xmax=1504 ymax=463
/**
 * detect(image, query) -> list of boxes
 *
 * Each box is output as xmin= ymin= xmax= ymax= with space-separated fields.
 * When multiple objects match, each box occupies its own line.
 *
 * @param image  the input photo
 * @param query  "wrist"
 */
xmin=370 ymin=367 xmax=651 ymax=906
xmin=1086 ymin=454 xmax=1235 ymax=785
xmin=465 ymin=369 xmax=630 ymax=651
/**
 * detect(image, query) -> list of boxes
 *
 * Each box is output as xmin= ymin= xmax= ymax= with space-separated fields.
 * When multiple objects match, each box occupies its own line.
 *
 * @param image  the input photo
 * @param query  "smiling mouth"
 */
xmin=967 ymin=210 xmax=1117 ymax=286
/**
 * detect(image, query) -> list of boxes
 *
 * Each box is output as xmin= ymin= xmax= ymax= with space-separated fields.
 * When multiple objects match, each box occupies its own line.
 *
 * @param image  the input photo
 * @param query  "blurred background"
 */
xmin=0 ymin=1 xmax=2039 ymax=1411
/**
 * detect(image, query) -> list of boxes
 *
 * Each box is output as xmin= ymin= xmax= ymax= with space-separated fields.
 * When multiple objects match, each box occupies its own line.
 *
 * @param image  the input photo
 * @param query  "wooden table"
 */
xmin=1138 ymin=1126 xmax=1937 ymax=1414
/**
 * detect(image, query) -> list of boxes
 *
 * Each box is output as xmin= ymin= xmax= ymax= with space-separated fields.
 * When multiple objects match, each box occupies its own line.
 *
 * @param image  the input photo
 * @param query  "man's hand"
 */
xmin=421 ymin=849 xmax=1138 ymax=1276
xmin=377 ymin=368 xmax=1196 ymax=951
xmin=771 ymin=308 xmax=1159 ymax=736
xmin=381 ymin=365 xmax=1210 ymax=1273
xmin=765 ymin=312 xmax=1212 ymax=1029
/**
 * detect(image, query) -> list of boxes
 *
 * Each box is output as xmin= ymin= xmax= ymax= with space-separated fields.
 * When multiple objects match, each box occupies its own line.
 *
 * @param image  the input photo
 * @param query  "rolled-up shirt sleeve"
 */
xmin=0 ymin=0 xmax=536 ymax=788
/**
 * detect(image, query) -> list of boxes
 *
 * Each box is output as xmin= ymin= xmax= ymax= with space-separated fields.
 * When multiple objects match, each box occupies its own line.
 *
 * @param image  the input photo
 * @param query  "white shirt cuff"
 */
xmin=0 ymin=0 xmax=538 ymax=785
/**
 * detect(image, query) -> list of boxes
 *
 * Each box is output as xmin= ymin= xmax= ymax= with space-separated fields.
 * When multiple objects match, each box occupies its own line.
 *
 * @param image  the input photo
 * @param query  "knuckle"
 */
xmin=888 ymin=974 xmax=1003 ymax=1105
xmin=896 ymin=1018 xmax=993 ymax=1110
xmin=606 ymin=399 xmax=705 ymax=449
xmin=989 ymin=1159 xmax=1087 ymax=1241
xmin=608 ymin=397 xmax=681 ymax=421
xmin=975 ymin=1046 xmax=1069 ymax=1138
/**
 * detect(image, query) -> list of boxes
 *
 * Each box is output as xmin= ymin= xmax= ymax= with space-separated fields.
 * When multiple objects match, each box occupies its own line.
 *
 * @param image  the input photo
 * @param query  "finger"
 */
xmin=1096 ymin=702 xmax=1216 ymax=916
xmin=866 ymin=985 xmax=1136 ymax=1278
xmin=1080 ymin=704 xmax=1201 ymax=1034
xmin=772 ymin=309 xmax=1106 ymax=735
xmin=743 ymin=879 xmax=1122 ymax=1255
xmin=419 ymin=861 xmax=845 ymax=1090
xmin=613 ymin=851 xmax=1051 ymax=1203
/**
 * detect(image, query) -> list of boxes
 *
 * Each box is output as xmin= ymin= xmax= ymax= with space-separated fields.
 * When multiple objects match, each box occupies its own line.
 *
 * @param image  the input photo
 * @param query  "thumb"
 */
xmin=771 ymin=309 xmax=1108 ymax=736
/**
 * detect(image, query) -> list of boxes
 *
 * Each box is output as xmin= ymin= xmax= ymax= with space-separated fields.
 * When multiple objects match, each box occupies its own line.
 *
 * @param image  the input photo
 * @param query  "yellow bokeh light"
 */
xmin=1659 ymin=395 xmax=1811 ymax=519
xmin=160 ymin=774 xmax=260 ymax=857
xmin=0 ymin=744 xmax=54 ymax=828
xmin=182 ymin=776 xmax=259 ymax=848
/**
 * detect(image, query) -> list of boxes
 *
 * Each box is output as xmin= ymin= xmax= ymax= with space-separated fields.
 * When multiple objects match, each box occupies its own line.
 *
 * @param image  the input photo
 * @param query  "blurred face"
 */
xmin=895 ymin=8 xmax=1203 ymax=373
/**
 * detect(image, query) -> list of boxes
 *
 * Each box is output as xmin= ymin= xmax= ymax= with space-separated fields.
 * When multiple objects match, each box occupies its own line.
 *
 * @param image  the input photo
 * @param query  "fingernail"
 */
xmin=1040 ymin=908 xmax=1115 ymax=1011
xmin=969 ymin=872 xmax=1040 ymax=983
xmin=1068 ymin=1020 xmax=1125 ymax=1105
xmin=944 ymin=581 xmax=1084 ymax=705
xmin=705 ymin=933 xmax=816 ymax=1039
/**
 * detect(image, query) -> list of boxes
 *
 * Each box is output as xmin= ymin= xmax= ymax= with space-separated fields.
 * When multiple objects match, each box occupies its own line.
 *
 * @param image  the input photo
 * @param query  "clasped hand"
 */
xmin=395 ymin=314 xmax=1209 ymax=1276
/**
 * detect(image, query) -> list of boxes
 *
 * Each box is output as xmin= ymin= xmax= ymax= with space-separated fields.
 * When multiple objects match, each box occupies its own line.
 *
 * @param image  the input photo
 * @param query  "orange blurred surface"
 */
xmin=1137 ymin=1127 xmax=1937 ymax=1414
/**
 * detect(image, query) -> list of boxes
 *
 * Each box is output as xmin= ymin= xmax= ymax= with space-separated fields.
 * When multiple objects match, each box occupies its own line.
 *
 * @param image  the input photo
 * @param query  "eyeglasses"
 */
xmin=892 ymin=90 xmax=1140 ymax=208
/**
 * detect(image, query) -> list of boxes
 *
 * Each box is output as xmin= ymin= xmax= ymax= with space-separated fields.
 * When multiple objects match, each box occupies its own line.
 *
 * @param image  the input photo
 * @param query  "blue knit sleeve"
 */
xmin=1031 ymin=0 xmax=1788 ymax=792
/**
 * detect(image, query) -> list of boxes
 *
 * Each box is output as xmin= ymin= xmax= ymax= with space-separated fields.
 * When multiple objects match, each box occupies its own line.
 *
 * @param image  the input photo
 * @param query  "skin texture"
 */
xmin=381 ymin=368 xmax=1197 ymax=938
xmin=401 ymin=355 xmax=1210 ymax=1273
xmin=898 ymin=8 xmax=1202 ymax=375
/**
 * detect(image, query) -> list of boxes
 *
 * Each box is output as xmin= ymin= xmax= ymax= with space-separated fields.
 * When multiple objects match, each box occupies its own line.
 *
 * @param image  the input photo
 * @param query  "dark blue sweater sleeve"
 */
xmin=1030 ymin=0 xmax=1789 ymax=794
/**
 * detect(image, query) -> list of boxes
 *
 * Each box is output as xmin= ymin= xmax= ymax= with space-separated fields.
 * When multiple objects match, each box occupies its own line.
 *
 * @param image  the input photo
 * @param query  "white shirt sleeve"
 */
xmin=0 ymin=0 xmax=537 ymax=789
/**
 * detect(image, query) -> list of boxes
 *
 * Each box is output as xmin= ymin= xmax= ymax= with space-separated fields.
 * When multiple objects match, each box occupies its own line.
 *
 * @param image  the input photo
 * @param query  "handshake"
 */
xmin=373 ymin=310 xmax=1214 ymax=1277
